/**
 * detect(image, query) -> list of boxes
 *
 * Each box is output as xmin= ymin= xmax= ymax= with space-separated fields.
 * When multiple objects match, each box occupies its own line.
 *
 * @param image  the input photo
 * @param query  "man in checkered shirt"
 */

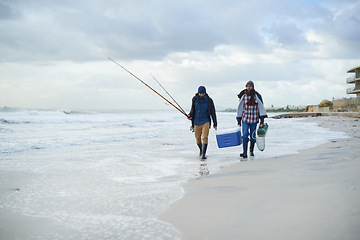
xmin=236 ymin=81 xmax=267 ymax=159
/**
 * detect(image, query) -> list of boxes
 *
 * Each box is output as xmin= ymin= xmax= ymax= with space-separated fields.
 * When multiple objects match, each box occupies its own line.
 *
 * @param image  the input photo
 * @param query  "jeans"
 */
xmin=242 ymin=122 xmax=257 ymax=143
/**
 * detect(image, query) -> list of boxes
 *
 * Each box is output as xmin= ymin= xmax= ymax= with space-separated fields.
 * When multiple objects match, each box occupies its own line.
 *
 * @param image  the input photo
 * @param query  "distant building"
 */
xmin=347 ymin=65 xmax=360 ymax=96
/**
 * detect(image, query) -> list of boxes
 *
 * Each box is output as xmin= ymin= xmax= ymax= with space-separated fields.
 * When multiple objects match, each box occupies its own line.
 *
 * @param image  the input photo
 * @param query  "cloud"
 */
xmin=0 ymin=0 xmax=359 ymax=110
xmin=0 ymin=2 xmax=17 ymax=19
xmin=2 ymin=0 xmax=358 ymax=62
xmin=0 ymin=0 xmax=282 ymax=62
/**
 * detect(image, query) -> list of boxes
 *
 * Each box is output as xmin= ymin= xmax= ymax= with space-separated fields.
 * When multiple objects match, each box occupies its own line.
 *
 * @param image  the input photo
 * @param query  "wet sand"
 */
xmin=160 ymin=116 xmax=360 ymax=240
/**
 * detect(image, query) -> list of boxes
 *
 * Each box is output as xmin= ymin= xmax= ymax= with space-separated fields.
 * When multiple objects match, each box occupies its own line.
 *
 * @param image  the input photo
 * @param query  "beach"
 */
xmin=0 ymin=110 xmax=357 ymax=239
xmin=160 ymin=116 xmax=360 ymax=240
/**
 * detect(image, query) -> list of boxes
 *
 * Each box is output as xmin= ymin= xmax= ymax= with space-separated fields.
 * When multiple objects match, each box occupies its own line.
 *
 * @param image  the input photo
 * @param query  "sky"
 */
xmin=0 ymin=0 xmax=360 ymax=111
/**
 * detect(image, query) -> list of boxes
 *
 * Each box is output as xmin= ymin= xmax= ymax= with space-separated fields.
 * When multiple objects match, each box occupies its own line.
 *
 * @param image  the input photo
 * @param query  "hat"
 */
xmin=198 ymin=86 xmax=206 ymax=94
xmin=246 ymin=81 xmax=254 ymax=88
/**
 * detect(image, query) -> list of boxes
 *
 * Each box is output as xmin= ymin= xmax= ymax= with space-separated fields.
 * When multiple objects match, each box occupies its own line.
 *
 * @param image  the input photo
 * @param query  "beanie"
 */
xmin=246 ymin=81 xmax=254 ymax=88
xmin=198 ymin=86 xmax=206 ymax=94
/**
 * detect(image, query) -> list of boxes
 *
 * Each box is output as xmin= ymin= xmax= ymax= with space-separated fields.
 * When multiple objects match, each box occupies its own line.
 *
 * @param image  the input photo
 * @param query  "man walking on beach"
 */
xmin=188 ymin=86 xmax=217 ymax=160
xmin=237 ymin=81 xmax=267 ymax=159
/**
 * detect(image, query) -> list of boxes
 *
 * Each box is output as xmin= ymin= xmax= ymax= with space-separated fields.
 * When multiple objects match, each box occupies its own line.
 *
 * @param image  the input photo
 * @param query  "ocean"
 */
xmin=0 ymin=108 xmax=347 ymax=239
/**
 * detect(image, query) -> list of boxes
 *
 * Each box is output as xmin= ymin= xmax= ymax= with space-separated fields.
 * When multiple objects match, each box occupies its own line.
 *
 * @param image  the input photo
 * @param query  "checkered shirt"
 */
xmin=242 ymin=95 xmax=259 ymax=124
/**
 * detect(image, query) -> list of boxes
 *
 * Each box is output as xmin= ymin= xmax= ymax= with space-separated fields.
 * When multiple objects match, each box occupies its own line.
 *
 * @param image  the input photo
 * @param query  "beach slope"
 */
xmin=160 ymin=116 xmax=360 ymax=240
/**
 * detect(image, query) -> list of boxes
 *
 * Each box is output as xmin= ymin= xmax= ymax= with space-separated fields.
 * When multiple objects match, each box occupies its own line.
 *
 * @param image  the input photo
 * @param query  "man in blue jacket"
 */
xmin=188 ymin=86 xmax=217 ymax=159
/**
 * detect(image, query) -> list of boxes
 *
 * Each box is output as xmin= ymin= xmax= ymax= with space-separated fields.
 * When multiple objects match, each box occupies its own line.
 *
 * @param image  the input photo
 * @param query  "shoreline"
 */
xmin=159 ymin=116 xmax=360 ymax=240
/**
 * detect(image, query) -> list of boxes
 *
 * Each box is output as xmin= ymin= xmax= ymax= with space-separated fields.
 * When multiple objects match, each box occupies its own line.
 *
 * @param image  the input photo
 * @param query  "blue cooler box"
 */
xmin=216 ymin=127 xmax=242 ymax=148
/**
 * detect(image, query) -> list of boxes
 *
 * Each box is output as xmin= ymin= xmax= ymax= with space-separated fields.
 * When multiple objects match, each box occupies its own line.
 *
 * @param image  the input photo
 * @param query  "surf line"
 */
xmin=108 ymin=57 xmax=188 ymax=118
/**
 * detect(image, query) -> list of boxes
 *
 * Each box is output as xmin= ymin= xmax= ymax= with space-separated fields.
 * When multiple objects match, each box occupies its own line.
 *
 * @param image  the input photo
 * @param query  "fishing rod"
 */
xmin=108 ymin=57 xmax=188 ymax=118
xmin=149 ymin=73 xmax=187 ymax=115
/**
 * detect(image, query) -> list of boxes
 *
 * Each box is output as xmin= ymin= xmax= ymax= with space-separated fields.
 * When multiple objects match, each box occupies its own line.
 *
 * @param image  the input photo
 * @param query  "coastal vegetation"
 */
xmin=266 ymin=107 xmax=306 ymax=112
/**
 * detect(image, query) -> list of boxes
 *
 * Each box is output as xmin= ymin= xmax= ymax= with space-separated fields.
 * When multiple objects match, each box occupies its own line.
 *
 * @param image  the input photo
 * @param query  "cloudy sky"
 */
xmin=1 ymin=0 xmax=359 ymax=111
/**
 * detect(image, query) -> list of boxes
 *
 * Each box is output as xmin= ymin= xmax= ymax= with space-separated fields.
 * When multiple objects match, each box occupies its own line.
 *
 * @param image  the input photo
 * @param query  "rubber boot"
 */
xmin=201 ymin=144 xmax=208 ymax=160
xmin=240 ymin=141 xmax=248 ymax=160
xmin=197 ymin=143 xmax=202 ymax=156
xmin=250 ymin=142 xmax=255 ymax=157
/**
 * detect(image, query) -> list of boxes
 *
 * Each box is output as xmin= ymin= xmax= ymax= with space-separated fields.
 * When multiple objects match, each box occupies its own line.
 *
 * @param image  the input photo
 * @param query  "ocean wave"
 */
xmin=0 ymin=118 xmax=31 ymax=124
xmin=0 ymin=136 xmax=124 ymax=154
xmin=0 ymin=127 xmax=162 ymax=154
xmin=0 ymin=110 xmax=177 ymax=125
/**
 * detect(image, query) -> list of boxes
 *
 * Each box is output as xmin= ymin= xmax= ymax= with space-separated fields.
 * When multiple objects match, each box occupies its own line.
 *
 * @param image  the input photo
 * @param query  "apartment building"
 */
xmin=347 ymin=65 xmax=360 ymax=96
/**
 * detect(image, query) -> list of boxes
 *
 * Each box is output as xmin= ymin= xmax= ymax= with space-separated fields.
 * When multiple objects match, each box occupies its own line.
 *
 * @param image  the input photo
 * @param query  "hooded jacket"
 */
xmin=236 ymin=89 xmax=267 ymax=120
xmin=189 ymin=93 xmax=217 ymax=128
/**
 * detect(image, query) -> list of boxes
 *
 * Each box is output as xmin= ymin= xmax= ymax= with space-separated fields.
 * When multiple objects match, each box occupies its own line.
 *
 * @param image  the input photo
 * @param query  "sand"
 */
xmin=160 ymin=116 xmax=360 ymax=240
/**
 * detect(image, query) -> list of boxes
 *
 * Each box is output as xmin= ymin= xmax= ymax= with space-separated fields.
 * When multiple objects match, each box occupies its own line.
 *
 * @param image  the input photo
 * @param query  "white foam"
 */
xmin=0 ymin=109 xmax=348 ymax=239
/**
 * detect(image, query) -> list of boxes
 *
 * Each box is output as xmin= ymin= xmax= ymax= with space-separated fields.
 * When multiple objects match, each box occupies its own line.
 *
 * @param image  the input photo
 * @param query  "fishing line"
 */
xmin=149 ymin=73 xmax=187 ymax=115
xmin=108 ymin=57 xmax=188 ymax=118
